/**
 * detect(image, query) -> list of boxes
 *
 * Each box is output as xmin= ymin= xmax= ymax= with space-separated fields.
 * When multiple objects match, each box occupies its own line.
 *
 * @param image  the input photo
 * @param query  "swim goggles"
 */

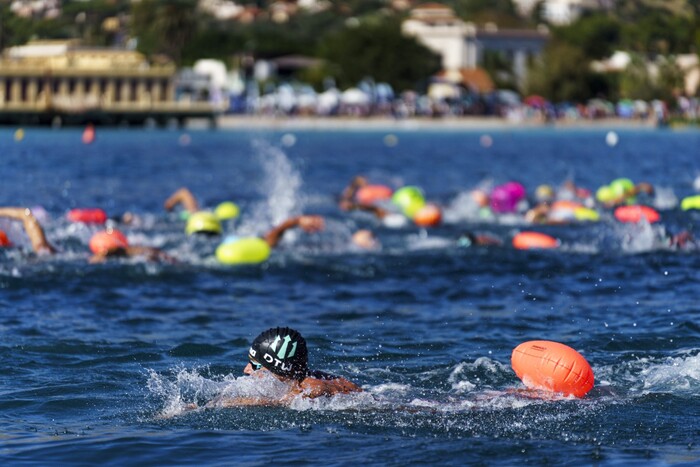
xmin=249 ymin=359 xmax=263 ymax=371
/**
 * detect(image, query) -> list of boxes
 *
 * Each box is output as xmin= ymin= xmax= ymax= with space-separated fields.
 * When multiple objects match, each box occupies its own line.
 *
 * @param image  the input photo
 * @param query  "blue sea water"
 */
xmin=1 ymin=125 xmax=699 ymax=465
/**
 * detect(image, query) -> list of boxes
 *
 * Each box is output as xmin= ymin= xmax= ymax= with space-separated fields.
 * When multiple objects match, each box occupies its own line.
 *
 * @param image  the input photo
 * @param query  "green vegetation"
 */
xmin=1 ymin=0 xmax=698 ymax=100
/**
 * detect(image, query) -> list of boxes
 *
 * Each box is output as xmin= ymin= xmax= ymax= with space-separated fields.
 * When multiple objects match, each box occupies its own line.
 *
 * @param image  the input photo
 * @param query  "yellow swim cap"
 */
xmin=681 ymin=195 xmax=700 ymax=211
xmin=596 ymin=185 xmax=615 ymax=203
xmin=215 ymin=201 xmax=240 ymax=220
xmin=185 ymin=211 xmax=222 ymax=235
xmin=574 ymin=207 xmax=600 ymax=221
xmin=215 ymin=237 xmax=270 ymax=264
xmin=392 ymin=186 xmax=425 ymax=218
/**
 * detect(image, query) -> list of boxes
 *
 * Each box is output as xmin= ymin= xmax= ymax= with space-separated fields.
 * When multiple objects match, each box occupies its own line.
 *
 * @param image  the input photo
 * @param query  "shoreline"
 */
xmin=208 ymin=114 xmax=667 ymax=131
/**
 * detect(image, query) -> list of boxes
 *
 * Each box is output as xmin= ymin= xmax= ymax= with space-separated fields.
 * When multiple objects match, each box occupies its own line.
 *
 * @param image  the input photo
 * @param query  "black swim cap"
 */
xmin=249 ymin=327 xmax=308 ymax=380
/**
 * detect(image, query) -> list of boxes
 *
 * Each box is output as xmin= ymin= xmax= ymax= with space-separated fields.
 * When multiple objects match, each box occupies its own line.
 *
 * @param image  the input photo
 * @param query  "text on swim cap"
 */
xmin=262 ymin=352 xmax=293 ymax=372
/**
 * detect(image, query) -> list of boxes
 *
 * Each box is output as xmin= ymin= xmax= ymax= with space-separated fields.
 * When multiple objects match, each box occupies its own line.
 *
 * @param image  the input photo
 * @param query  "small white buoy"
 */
xmin=605 ymin=131 xmax=618 ymax=147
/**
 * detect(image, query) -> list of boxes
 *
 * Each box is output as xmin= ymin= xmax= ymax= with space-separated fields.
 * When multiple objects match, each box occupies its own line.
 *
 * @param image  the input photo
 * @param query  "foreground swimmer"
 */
xmin=201 ymin=327 xmax=361 ymax=407
xmin=0 ymin=207 xmax=56 ymax=254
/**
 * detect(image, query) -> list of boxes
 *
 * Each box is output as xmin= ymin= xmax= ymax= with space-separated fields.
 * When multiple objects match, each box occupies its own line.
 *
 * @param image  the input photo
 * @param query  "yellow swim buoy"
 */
xmin=215 ymin=201 xmax=240 ymax=220
xmin=215 ymin=237 xmax=270 ymax=265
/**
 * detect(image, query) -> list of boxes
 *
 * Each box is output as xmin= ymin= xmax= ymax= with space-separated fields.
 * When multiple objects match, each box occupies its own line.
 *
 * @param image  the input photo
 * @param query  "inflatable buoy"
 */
xmin=67 ymin=208 xmax=107 ymax=225
xmin=413 ymin=203 xmax=442 ymax=227
xmin=614 ymin=205 xmax=660 ymax=224
xmin=392 ymin=186 xmax=425 ymax=218
xmin=356 ymin=184 xmax=393 ymax=206
xmin=551 ymin=200 xmax=582 ymax=212
xmin=681 ymin=195 xmax=700 ymax=211
xmin=573 ymin=207 xmax=600 ymax=222
xmin=512 ymin=231 xmax=559 ymax=250
xmin=185 ymin=211 xmax=222 ymax=235
xmin=0 ymin=229 xmax=11 ymax=247
xmin=82 ymin=124 xmax=95 ymax=144
xmin=89 ymin=229 xmax=128 ymax=255
xmin=214 ymin=201 xmax=240 ymax=221
xmin=215 ymin=237 xmax=270 ymax=265
xmin=511 ymin=340 xmax=594 ymax=398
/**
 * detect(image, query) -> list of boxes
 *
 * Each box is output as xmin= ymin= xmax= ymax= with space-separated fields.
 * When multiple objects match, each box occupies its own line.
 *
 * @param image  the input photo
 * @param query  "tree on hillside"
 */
xmin=317 ymin=19 xmax=441 ymax=91
xmin=554 ymin=14 xmax=620 ymax=60
xmin=130 ymin=0 xmax=199 ymax=65
xmin=527 ymin=43 xmax=611 ymax=102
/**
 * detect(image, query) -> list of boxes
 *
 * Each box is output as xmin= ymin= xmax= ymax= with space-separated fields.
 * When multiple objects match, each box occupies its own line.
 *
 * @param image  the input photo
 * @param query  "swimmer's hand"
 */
xmin=297 ymin=215 xmax=324 ymax=232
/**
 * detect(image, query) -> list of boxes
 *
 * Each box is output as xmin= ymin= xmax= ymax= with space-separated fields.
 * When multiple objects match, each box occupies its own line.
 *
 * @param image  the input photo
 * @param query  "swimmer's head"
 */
xmin=89 ymin=229 xmax=129 ymax=255
xmin=249 ymin=327 xmax=309 ymax=380
xmin=185 ymin=211 xmax=222 ymax=235
xmin=471 ymin=189 xmax=490 ymax=207
xmin=535 ymin=184 xmax=554 ymax=202
xmin=352 ymin=229 xmax=378 ymax=249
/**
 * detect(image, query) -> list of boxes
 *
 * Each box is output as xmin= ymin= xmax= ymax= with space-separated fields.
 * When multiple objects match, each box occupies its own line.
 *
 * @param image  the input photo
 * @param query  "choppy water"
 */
xmin=1 ymin=126 xmax=699 ymax=465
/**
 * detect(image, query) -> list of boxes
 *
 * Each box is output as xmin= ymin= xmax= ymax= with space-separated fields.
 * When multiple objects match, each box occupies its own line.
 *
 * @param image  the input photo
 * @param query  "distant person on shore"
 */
xmin=194 ymin=327 xmax=362 ymax=408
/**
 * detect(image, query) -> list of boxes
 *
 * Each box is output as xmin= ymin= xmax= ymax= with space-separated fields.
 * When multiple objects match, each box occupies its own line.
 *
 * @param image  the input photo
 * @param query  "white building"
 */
xmin=512 ymin=0 xmax=600 ymax=25
xmin=402 ymin=3 xmax=548 ymax=90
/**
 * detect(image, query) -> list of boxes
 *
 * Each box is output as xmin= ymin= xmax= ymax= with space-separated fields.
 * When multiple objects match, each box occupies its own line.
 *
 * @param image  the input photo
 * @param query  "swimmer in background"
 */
xmin=195 ymin=327 xmax=361 ymax=408
xmin=457 ymin=231 xmax=503 ymax=247
xmin=0 ymin=207 xmax=56 ymax=254
xmin=88 ymin=229 xmax=176 ymax=264
xmin=164 ymin=187 xmax=200 ymax=217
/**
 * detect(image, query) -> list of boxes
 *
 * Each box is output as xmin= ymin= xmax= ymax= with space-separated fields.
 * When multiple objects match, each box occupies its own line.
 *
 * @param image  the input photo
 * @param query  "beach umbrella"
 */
xmin=341 ymin=88 xmax=370 ymax=105
xmin=524 ymin=95 xmax=547 ymax=108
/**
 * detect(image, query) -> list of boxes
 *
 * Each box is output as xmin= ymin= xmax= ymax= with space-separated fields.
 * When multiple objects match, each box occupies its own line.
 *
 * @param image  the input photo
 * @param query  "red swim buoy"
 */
xmin=614 ymin=205 xmax=660 ymax=224
xmin=413 ymin=203 xmax=442 ymax=227
xmin=82 ymin=124 xmax=95 ymax=144
xmin=511 ymin=340 xmax=594 ymax=398
xmin=0 ymin=229 xmax=11 ymax=247
xmin=356 ymin=184 xmax=393 ymax=206
xmin=512 ymin=231 xmax=559 ymax=250
xmin=67 ymin=208 xmax=108 ymax=225
xmin=89 ymin=229 xmax=128 ymax=255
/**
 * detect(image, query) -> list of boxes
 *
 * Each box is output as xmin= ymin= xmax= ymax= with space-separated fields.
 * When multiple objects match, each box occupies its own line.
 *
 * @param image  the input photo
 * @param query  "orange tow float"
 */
xmin=511 ymin=340 xmax=594 ymax=398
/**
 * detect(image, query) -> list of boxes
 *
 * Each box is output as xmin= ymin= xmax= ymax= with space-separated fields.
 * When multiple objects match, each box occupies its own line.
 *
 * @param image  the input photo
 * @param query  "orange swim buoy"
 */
xmin=89 ymin=229 xmax=128 ymax=255
xmin=511 ymin=340 xmax=594 ymax=398
xmin=356 ymin=184 xmax=393 ymax=206
xmin=512 ymin=231 xmax=559 ymax=250
xmin=551 ymin=200 xmax=582 ymax=212
xmin=0 ymin=229 xmax=11 ymax=247
xmin=67 ymin=208 xmax=107 ymax=225
xmin=413 ymin=203 xmax=442 ymax=227
xmin=82 ymin=124 xmax=95 ymax=144
xmin=614 ymin=205 xmax=660 ymax=224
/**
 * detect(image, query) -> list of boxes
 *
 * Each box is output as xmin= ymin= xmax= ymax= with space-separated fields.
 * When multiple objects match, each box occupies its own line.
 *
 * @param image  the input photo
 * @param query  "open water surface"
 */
xmin=1 ymin=126 xmax=699 ymax=465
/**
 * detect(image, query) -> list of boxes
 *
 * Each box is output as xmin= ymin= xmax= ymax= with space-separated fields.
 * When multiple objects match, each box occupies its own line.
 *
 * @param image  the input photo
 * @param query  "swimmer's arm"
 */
xmin=164 ymin=187 xmax=199 ymax=214
xmin=126 ymin=246 xmax=178 ymax=264
xmin=0 ymin=207 xmax=55 ymax=254
xmin=263 ymin=215 xmax=325 ymax=248
xmin=339 ymin=176 xmax=368 ymax=209
xmin=203 ymin=396 xmax=284 ymax=408
xmin=343 ymin=202 xmax=388 ymax=219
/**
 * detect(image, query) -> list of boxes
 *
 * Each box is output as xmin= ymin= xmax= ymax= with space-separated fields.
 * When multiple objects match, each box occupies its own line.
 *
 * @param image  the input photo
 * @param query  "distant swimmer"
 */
xmin=165 ymin=187 xmax=240 ymax=235
xmin=0 ymin=207 xmax=56 ymax=254
xmin=164 ymin=187 xmax=200 ymax=216
xmin=215 ymin=215 xmax=325 ymax=265
xmin=88 ymin=229 xmax=176 ymax=264
xmin=199 ymin=327 xmax=362 ymax=408
xmin=457 ymin=231 xmax=503 ymax=247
